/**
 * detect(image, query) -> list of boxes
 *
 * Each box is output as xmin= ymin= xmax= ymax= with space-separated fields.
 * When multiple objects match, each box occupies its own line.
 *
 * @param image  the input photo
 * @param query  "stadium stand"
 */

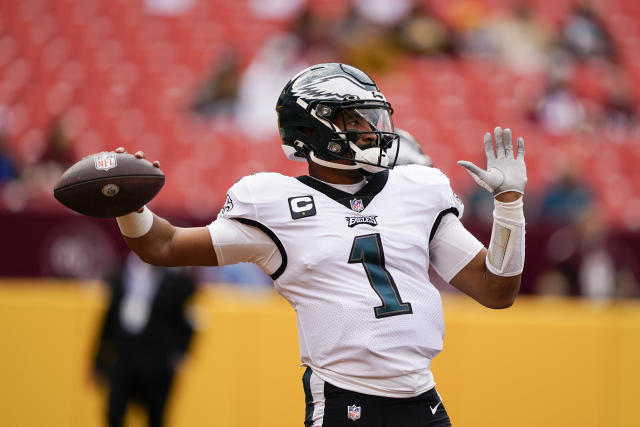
xmin=0 ymin=0 xmax=638 ymax=229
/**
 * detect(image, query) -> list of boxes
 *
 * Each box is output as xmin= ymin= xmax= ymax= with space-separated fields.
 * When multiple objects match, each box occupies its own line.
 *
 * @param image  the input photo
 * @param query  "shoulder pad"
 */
xmin=218 ymin=172 xmax=289 ymax=220
xmin=396 ymin=164 xmax=450 ymax=186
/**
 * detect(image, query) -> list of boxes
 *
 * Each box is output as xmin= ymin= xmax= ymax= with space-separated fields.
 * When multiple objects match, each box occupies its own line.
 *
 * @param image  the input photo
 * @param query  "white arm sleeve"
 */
xmin=429 ymin=214 xmax=484 ymax=283
xmin=207 ymin=218 xmax=282 ymax=276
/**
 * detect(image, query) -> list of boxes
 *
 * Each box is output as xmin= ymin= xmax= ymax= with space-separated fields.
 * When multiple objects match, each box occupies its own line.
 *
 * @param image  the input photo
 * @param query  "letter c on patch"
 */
xmin=288 ymin=196 xmax=316 ymax=219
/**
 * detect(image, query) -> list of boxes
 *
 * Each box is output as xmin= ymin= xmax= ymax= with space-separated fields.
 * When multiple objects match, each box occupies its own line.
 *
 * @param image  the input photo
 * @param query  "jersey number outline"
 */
xmin=348 ymin=233 xmax=413 ymax=318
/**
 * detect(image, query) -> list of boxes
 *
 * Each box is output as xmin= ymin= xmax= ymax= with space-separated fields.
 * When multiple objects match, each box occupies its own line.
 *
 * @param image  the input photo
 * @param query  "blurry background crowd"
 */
xmin=1 ymin=0 xmax=639 ymax=298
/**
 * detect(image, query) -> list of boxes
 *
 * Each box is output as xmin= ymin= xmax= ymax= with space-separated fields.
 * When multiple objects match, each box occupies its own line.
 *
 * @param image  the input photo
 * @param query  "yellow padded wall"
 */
xmin=0 ymin=281 xmax=638 ymax=427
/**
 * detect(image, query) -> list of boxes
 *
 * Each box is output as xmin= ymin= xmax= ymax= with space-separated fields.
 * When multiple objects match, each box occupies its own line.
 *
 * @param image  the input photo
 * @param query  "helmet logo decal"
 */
xmin=293 ymin=75 xmax=385 ymax=101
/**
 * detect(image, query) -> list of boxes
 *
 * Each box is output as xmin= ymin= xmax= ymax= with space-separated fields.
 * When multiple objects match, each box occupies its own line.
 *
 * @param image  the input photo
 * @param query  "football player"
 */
xmin=115 ymin=63 xmax=527 ymax=426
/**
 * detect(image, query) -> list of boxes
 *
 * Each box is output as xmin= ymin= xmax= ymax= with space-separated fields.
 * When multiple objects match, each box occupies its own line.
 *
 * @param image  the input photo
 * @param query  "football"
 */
xmin=53 ymin=151 xmax=165 ymax=218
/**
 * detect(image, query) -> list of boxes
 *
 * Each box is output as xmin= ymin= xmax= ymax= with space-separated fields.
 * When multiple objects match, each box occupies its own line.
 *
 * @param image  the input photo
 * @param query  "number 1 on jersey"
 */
xmin=349 ymin=234 xmax=413 ymax=318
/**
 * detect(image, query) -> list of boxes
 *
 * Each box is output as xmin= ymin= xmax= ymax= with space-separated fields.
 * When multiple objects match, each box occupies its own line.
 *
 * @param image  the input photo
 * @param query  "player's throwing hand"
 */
xmin=457 ymin=127 xmax=526 ymax=197
xmin=114 ymin=147 xmax=161 ymax=168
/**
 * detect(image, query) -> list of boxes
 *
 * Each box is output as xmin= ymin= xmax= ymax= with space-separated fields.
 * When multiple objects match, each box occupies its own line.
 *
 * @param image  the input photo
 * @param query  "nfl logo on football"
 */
xmin=94 ymin=152 xmax=117 ymax=172
xmin=347 ymin=404 xmax=361 ymax=421
xmin=349 ymin=198 xmax=364 ymax=212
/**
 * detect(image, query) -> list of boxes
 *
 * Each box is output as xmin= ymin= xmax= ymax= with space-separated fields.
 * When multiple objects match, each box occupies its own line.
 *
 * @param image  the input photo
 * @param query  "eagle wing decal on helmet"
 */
xmin=293 ymin=75 xmax=386 ymax=102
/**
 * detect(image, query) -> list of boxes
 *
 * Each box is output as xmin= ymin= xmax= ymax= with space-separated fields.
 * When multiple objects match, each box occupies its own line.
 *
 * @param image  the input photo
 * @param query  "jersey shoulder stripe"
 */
xmin=232 ymin=217 xmax=288 ymax=280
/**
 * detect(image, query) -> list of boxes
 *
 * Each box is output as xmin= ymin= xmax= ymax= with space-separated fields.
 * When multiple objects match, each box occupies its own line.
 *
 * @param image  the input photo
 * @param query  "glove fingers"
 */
xmin=503 ymin=128 xmax=514 ymax=158
xmin=494 ymin=126 xmax=505 ymax=159
xmin=457 ymin=160 xmax=486 ymax=179
xmin=516 ymin=136 xmax=525 ymax=159
xmin=458 ymin=161 xmax=494 ymax=193
xmin=483 ymin=132 xmax=494 ymax=159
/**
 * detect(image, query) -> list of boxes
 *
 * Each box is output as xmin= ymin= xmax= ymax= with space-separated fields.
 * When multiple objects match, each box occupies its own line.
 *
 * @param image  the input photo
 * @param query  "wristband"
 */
xmin=493 ymin=197 xmax=525 ymax=222
xmin=486 ymin=198 xmax=525 ymax=276
xmin=116 ymin=206 xmax=154 ymax=238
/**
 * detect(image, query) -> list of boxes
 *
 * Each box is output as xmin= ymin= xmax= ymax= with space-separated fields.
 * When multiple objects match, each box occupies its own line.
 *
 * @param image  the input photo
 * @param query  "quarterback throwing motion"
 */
xmin=115 ymin=63 xmax=527 ymax=426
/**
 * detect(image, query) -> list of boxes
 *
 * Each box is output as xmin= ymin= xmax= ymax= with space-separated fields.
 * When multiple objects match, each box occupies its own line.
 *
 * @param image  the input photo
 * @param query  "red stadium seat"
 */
xmin=1 ymin=0 xmax=639 ymax=225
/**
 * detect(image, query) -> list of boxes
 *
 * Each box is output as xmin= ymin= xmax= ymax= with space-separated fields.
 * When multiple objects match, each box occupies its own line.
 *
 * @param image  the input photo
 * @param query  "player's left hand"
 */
xmin=457 ymin=127 xmax=526 ymax=197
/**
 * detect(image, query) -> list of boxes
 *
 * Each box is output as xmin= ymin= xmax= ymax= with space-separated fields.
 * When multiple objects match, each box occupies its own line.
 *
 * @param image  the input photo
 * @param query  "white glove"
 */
xmin=457 ymin=127 xmax=526 ymax=196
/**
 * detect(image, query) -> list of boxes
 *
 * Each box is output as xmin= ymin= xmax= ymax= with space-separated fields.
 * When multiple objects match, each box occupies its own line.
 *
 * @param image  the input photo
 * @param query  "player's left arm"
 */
xmin=449 ymin=239 xmax=521 ymax=309
xmin=452 ymin=127 xmax=527 ymax=309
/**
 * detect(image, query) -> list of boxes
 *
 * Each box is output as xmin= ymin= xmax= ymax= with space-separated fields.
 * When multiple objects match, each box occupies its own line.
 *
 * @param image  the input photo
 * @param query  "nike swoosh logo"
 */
xmin=430 ymin=402 xmax=441 ymax=415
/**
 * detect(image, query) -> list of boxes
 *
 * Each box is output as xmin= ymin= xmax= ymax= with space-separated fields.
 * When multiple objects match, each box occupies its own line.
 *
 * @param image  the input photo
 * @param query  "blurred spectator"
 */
xmin=40 ymin=116 xmax=75 ymax=169
xmin=248 ymin=0 xmax=304 ymax=21
xmin=0 ymin=105 xmax=18 ymax=184
xmin=233 ymin=34 xmax=308 ymax=141
xmin=20 ymin=117 xmax=75 ymax=207
xmin=0 ymin=129 xmax=18 ymax=184
xmin=533 ymin=268 xmax=573 ymax=296
xmin=560 ymin=2 xmax=617 ymax=64
xmin=352 ymin=0 xmax=413 ymax=26
xmin=600 ymin=72 xmax=638 ymax=142
xmin=192 ymin=4 xmax=344 ymax=138
xmin=292 ymin=4 xmax=342 ymax=60
xmin=483 ymin=3 xmax=553 ymax=74
xmin=531 ymin=74 xmax=586 ymax=135
xmin=335 ymin=3 xmax=405 ymax=73
xmin=447 ymin=0 xmax=493 ymax=59
xmin=190 ymin=50 xmax=241 ymax=118
xmin=536 ymin=206 xmax=639 ymax=298
xmin=232 ymin=4 xmax=343 ymax=141
xmin=539 ymin=160 xmax=594 ymax=225
xmin=93 ymin=253 xmax=197 ymax=427
xmin=574 ymin=207 xmax=617 ymax=298
xmin=450 ymin=1 xmax=552 ymax=71
xmin=395 ymin=3 xmax=455 ymax=57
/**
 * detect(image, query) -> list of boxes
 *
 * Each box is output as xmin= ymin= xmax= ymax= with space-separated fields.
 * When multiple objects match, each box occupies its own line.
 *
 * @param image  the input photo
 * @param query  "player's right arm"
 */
xmin=115 ymin=149 xmax=281 ymax=273
xmin=121 ymin=212 xmax=218 ymax=267
xmin=113 ymin=148 xmax=218 ymax=267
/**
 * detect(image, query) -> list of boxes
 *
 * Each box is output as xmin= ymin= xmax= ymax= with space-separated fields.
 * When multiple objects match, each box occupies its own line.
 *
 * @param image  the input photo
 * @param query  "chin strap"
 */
xmin=309 ymin=143 xmax=389 ymax=173
xmin=309 ymin=151 xmax=361 ymax=170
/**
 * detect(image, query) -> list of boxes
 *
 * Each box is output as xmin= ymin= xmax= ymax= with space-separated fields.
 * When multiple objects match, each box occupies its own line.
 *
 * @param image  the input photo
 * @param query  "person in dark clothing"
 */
xmin=93 ymin=253 xmax=197 ymax=427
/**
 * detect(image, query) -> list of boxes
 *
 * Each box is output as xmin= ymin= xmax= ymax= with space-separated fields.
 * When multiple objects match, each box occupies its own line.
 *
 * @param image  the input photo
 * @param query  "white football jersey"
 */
xmin=216 ymin=165 xmax=465 ymax=397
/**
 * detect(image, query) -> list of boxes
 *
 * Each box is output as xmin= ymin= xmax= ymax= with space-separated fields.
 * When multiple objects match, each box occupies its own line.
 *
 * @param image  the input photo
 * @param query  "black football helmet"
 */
xmin=276 ymin=63 xmax=399 ymax=173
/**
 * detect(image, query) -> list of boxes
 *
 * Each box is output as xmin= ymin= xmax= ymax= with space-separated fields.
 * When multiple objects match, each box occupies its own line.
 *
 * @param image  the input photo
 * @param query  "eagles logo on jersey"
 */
xmin=220 ymin=194 xmax=234 ymax=215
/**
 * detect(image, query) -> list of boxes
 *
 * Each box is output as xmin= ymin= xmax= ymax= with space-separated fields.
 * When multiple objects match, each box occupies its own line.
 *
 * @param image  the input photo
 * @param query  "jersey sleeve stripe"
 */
xmin=232 ymin=217 xmax=288 ymax=280
xmin=429 ymin=208 xmax=459 ymax=242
